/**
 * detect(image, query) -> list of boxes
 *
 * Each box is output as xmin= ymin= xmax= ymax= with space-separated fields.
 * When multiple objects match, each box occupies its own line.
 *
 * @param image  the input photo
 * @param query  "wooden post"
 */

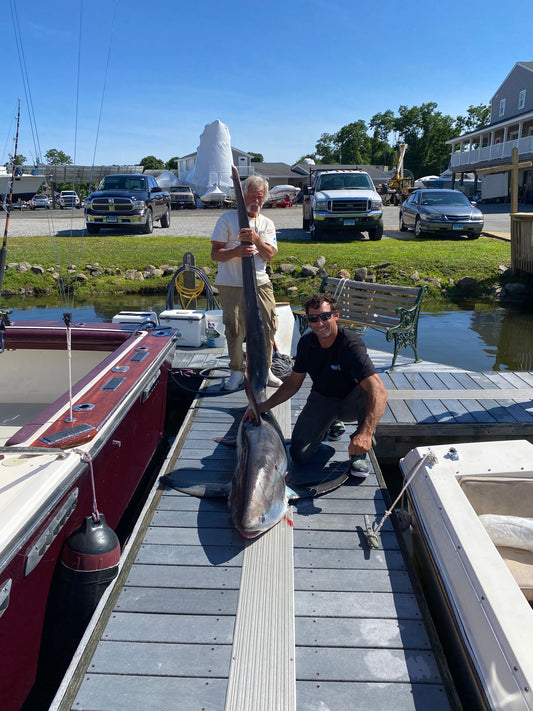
xmin=475 ymin=152 xmax=532 ymax=214
xmin=511 ymin=147 xmax=519 ymax=214
xmin=182 ymin=251 xmax=197 ymax=308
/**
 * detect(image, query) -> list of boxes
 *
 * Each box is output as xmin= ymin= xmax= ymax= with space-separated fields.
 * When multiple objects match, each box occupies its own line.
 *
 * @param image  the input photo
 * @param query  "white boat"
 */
xmin=200 ymin=184 xmax=226 ymax=207
xmin=400 ymin=440 xmax=533 ymax=710
xmin=0 ymin=166 xmax=47 ymax=203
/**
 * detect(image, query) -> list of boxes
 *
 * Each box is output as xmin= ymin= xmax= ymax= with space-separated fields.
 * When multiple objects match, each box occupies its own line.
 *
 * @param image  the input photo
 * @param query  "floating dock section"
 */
xmin=52 ymin=370 xmax=455 ymax=711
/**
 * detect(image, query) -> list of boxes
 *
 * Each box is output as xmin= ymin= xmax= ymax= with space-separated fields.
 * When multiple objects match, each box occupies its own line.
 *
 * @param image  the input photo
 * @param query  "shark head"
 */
xmin=229 ymin=415 xmax=288 ymax=538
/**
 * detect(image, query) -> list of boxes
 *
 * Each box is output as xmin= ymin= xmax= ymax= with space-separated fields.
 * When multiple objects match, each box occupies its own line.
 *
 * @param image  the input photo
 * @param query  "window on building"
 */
xmin=499 ymin=99 xmax=506 ymax=117
xmin=519 ymin=90 xmax=526 ymax=110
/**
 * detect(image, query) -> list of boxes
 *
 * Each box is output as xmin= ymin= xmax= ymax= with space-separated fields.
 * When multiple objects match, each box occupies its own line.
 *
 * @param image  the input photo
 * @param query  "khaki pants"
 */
xmin=218 ymin=282 xmax=278 ymax=372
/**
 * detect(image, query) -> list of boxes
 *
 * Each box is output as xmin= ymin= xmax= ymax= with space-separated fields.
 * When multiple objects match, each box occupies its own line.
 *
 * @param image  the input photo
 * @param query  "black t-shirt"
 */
xmin=293 ymin=326 xmax=376 ymax=398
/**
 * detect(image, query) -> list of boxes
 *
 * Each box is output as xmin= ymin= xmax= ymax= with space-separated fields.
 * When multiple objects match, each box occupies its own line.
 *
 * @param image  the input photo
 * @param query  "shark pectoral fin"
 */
xmin=286 ymin=472 xmax=349 ymax=500
xmin=213 ymin=436 xmax=238 ymax=447
xmin=161 ymin=474 xmax=231 ymax=498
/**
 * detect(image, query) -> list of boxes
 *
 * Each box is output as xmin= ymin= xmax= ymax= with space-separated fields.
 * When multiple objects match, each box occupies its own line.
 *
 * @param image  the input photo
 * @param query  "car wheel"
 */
xmin=86 ymin=224 xmax=99 ymax=235
xmin=399 ymin=213 xmax=408 ymax=232
xmin=368 ymin=225 xmax=383 ymax=241
xmin=160 ymin=206 xmax=171 ymax=228
xmin=414 ymin=217 xmax=425 ymax=238
xmin=142 ymin=209 xmax=153 ymax=234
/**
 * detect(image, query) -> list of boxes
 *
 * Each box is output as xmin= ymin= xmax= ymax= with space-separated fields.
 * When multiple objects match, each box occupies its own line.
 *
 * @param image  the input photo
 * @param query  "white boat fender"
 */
xmin=479 ymin=514 xmax=533 ymax=552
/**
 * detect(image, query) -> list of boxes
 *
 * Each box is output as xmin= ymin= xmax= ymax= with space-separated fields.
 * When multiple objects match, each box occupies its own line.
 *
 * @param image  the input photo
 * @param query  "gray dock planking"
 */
xmin=56 ymin=344 xmax=533 ymax=710
xmin=57 ymin=357 xmax=455 ymax=711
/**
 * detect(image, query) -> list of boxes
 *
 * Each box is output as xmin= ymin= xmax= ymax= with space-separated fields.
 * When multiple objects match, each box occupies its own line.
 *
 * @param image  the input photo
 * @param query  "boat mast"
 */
xmin=0 ymin=98 xmax=21 ymax=305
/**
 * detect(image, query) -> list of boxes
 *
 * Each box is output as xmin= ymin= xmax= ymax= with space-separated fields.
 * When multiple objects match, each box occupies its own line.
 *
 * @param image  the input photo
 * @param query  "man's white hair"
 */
xmin=243 ymin=174 xmax=269 ymax=201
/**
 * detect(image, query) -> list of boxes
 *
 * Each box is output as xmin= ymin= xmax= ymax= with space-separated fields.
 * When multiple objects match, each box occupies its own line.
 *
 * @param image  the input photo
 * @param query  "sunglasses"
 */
xmin=307 ymin=311 xmax=335 ymax=323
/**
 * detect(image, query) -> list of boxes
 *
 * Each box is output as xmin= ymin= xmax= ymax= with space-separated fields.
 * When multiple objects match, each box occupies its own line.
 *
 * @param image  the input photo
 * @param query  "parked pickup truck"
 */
xmin=303 ymin=168 xmax=383 ymax=240
xmin=58 ymin=190 xmax=81 ymax=209
xmin=169 ymin=185 xmax=196 ymax=209
xmin=84 ymin=174 xmax=170 ymax=234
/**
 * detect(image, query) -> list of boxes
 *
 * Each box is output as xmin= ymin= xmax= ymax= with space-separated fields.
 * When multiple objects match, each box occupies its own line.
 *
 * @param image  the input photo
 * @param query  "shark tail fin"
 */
xmin=244 ymin=375 xmax=262 ymax=423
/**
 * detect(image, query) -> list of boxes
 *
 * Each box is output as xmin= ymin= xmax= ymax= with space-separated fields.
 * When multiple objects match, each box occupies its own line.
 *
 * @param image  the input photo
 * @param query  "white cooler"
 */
xmin=112 ymin=311 xmax=159 ymax=326
xmin=159 ymin=309 xmax=206 ymax=347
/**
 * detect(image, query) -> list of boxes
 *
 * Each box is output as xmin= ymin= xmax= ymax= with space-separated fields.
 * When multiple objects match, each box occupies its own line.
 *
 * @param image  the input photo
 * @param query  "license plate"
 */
xmin=344 ymin=219 xmax=355 ymax=226
xmin=106 ymin=215 xmax=117 ymax=223
xmin=452 ymin=223 xmax=463 ymax=230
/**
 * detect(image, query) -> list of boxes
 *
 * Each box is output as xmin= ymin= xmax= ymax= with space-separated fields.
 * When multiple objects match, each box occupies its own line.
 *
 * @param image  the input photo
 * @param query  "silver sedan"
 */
xmin=399 ymin=189 xmax=484 ymax=239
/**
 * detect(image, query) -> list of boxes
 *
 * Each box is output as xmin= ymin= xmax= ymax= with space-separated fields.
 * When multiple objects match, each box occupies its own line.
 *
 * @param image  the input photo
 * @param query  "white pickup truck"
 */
xmin=302 ymin=168 xmax=383 ymax=240
xmin=58 ymin=190 xmax=81 ymax=209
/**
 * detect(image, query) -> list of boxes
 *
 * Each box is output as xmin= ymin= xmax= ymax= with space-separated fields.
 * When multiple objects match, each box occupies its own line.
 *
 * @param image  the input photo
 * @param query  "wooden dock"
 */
xmin=51 ymin=359 xmax=456 ymax=711
xmin=50 ymin=344 xmax=533 ymax=710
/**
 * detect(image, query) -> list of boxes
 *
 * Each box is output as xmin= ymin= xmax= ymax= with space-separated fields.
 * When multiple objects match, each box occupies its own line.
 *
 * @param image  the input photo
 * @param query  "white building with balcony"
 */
xmin=446 ymin=61 xmax=533 ymax=202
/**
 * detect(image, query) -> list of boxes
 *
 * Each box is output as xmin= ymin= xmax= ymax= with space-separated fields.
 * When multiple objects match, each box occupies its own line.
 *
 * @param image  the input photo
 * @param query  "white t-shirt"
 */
xmin=211 ymin=211 xmax=277 ymax=287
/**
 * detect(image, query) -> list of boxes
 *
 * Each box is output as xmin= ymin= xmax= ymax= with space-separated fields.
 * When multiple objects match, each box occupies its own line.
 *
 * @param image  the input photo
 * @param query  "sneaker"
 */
xmin=327 ymin=421 xmax=345 ymax=441
xmin=222 ymin=370 xmax=244 ymax=391
xmin=267 ymin=369 xmax=283 ymax=387
xmin=349 ymin=455 xmax=370 ymax=479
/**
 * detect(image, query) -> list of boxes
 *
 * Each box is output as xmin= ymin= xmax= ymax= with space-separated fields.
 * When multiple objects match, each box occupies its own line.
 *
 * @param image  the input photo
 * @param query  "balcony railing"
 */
xmin=450 ymin=135 xmax=533 ymax=169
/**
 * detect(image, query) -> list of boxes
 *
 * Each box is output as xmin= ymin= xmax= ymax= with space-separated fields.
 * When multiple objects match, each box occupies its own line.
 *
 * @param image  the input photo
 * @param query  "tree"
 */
xmin=45 ymin=149 xmax=72 ymax=165
xmin=6 ymin=153 xmax=27 ymax=167
xmin=394 ymin=103 xmax=456 ymax=176
xmin=455 ymin=104 xmax=491 ymax=134
xmin=140 ymin=155 xmax=165 ymax=170
xmin=248 ymin=152 xmax=264 ymax=162
xmin=369 ymin=110 xmax=396 ymax=142
xmin=165 ymin=156 xmax=179 ymax=170
xmin=315 ymin=121 xmax=372 ymax=164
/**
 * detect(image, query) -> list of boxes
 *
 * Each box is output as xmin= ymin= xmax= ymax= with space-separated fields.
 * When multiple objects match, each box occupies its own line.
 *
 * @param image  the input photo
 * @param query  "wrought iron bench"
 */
xmin=294 ymin=276 xmax=427 ymax=370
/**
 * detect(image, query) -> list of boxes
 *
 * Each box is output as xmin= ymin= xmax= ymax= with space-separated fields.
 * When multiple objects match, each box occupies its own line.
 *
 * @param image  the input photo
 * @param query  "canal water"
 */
xmin=3 ymin=295 xmax=532 ymax=372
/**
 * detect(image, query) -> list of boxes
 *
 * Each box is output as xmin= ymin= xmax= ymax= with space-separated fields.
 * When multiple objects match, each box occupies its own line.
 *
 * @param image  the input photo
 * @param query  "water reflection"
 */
xmin=2 ymin=296 xmax=532 ymax=372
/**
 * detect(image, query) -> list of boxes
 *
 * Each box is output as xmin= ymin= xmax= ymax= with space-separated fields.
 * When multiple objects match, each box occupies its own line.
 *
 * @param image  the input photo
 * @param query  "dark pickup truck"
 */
xmin=84 ymin=174 xmax=171 ymax=234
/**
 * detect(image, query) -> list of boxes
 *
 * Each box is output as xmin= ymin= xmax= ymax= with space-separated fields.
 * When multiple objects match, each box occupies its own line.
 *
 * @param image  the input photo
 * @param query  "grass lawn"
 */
xmin=2 ymin=234 xmax=513 ymax=304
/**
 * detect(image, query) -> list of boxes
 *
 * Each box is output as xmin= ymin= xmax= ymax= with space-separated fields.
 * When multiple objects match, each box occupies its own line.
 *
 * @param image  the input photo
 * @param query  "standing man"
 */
xmin=246 ymin=293 xmax=387 ymax=476
xmin=211 ymin=174 xmax=282 ymax=392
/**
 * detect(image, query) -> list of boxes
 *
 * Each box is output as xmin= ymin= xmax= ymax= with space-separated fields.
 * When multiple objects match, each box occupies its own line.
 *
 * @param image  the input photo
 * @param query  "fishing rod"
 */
xmin=0 ymin=99 xmax=20 ymax=306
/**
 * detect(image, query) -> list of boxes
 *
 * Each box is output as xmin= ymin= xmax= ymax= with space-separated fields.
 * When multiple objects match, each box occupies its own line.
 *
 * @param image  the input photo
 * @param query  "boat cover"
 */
xmin=186 ymin=119 xmax=233 ymax=198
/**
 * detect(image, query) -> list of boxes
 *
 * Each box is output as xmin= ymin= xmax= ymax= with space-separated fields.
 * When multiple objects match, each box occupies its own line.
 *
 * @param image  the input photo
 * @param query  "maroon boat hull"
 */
xmin=0 ymin=320 xmax=175 ymax=711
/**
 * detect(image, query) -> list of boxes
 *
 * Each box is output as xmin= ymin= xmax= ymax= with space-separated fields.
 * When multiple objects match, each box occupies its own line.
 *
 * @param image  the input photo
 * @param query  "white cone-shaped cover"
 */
xmin=187 ymin=120 xmax=233 ymax=197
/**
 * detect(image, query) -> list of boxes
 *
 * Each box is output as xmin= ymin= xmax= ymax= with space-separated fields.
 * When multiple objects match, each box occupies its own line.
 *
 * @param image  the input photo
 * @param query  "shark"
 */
xmin=162 ymin=166 xmax=348 ymax=538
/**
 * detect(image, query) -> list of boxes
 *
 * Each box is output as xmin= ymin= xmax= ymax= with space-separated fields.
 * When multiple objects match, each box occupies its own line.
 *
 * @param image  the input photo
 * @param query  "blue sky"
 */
xmin=2 ymin=0 xmax=532 ymax=168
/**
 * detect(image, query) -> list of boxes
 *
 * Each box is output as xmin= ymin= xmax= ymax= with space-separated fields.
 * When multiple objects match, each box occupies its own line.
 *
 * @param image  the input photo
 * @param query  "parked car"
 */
xmin=399 ymin=189 xmax=484 ymax=239
xmin=29 ymin=194 xmax=51 ymax=210
xmin=58 ymin=190 xmax=81 ymax=209
xmin=169 ymin=185 xmax=196 ymax=210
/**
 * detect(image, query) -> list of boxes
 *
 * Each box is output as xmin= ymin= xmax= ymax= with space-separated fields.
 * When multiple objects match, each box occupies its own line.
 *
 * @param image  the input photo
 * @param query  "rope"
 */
xmin=74 ymin=449 xmax=100 ymax=522
xmin=364 ymin=450 xmax=438 ymax=549
xmin=63 ymin=312 xmax=74 ymax=422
